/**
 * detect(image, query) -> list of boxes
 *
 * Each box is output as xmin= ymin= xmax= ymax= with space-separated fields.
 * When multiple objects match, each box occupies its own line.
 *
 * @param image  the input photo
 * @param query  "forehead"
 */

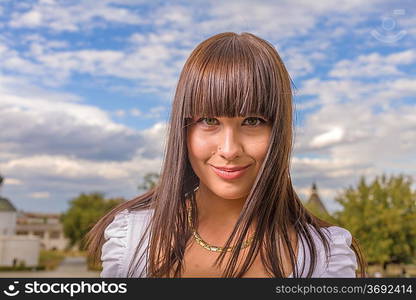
xmin=180 ymin=37 xmax=292 ymax=122
xmin=183 ymin=95 xmax=274 ymax=120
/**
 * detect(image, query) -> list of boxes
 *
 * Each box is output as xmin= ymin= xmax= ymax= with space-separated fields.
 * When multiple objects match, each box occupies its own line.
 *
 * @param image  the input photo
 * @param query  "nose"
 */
xmin=217 ymin=127 xmax=243 ymax=160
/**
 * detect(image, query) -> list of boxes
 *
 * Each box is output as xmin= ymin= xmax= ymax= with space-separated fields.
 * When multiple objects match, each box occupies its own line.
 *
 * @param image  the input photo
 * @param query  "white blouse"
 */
xmin=100 ymin=208 xmax=358 ymax=278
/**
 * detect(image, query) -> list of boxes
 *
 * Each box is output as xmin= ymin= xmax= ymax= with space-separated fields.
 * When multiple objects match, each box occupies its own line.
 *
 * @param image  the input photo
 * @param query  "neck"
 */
xmin=193 ymin=184 xmax=247 ymax=229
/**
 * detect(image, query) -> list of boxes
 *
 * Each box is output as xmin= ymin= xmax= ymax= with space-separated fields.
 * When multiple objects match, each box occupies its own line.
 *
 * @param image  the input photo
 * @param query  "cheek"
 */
xmin=249 ymin=133 xmax=271 ymax=162
xmin=187 ymin=127 xmax=272 ymax=163
xmin=187 ymin=131 xmax=211 ymax=162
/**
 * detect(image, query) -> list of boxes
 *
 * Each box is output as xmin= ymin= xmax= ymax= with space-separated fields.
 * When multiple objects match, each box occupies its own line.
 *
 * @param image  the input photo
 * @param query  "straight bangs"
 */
xmin=182 ymin=35 xmax=288 ymax=123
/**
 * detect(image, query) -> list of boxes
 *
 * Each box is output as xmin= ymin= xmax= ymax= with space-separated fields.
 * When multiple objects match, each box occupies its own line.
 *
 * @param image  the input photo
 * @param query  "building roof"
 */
xmin=306 ymin=183 xmax=329 ymax=215
xmin=18 ymin=211 xmax=62 ymax=219
xmin=0 ymin=196 xmax=17 ymax=212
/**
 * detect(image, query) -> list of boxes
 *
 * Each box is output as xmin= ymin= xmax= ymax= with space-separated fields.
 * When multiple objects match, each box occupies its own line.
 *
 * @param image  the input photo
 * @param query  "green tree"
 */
xmin=138 ymin=172 xmax=159 ymax=191
xmin=61 ymin=192 xmax=124 ymax=250
xmin=334 ymin=174 xmax=416 ymax=269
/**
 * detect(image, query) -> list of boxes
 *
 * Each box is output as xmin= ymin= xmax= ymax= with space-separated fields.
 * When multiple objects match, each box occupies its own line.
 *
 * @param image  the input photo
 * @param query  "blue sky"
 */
xmin=0 ymin=0 xmax=415 ymax=213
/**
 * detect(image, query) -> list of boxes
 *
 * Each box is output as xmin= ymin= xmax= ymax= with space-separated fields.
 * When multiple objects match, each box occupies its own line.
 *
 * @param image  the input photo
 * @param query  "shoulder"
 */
xmin=316 ymin=226 xmax=357 ymax=277
xmin=299 ymin=225 xmax=357 ymax=277
xmin=100 ymin=208 xmax=153 ymax=278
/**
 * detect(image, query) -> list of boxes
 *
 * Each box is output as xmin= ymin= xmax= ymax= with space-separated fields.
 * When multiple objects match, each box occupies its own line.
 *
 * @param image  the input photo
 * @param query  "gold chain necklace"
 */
xmin=186 ymin=187 xmax=254 ymax=253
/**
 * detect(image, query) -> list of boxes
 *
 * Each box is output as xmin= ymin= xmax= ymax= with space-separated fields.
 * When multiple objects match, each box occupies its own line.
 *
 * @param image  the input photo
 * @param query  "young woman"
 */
xmin=86 ymin=32 xmax=366 ymax=278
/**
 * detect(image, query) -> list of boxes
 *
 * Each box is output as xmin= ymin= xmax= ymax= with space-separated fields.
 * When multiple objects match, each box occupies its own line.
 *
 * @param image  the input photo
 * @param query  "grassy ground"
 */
xmin=0 ymin=250 xmax=66 ymax=271
xmin=38 ymin=249 xmax=67 ymax=270
xmin=40 ymin=249 xmax=103 ymax=272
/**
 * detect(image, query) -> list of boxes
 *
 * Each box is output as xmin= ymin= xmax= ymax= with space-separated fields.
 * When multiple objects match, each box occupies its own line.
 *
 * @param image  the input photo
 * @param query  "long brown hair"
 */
xmin=86 ymin=32 xmax=366 ymax=278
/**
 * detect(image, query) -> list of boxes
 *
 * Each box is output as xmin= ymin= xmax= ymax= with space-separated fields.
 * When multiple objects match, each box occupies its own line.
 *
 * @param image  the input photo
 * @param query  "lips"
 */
xmin=210 ymin=164 xmax=251 ymax=180
xmin=212 ymin=164 xmax=252 ymax=171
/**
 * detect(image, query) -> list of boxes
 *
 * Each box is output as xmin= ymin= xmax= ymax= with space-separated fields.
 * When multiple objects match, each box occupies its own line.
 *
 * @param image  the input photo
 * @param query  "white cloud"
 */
xmin=197 ymin=0 xmax=387 ymax=41
xmin=130 ymin=108 xmax=142 ymax=116
xmin=23 ymin=34 xmax=69 ymax=54
xmin=281 ymin=48 xmax=315 ymax=78
xmin=152 ymin=4 xmax=194 ymax=27
xmin=292 ymin=87 xmax=416 ymax=213
xmin=142 ymin=105 xmax=167 ymax=119
xmin=114 ymin=109 xmax=126 ymax=117
xmin=128 ymin=33 xmax=146 ymax=44
xmin=1 ymin=0 xmax=397 ymax=97
xmin=299 ymin=78 xmax=372 ymax=107
xmin=291 ymin=155 xmax=377 ymax=212
xmin=15 ymin=9 xmax=43 ymax=27
xmin=0 ymin=74 xmax=166 ymax=163
xmin=4 ymin=155 xmax=130 ymax=180
xmin=329 ymin=50 xmax=416 ymax=78
xmin=3 ymin=178 xmax=23 ymax=185
xmin=9 ymin=0 xmax=144 ymax=32
xmin=291 ymin=44 xmax=416 ymax=211
xmin=291 ymin=155 xmax=375 ymax=188
xmin=29 ymin=192 xmax=50 ymax=199
xmin=136 ymin=122 xmax=168 ymax=158
xmin=297 ymin=76 xmax=416 ymax=155
xmin=310 ymin=127 xmax=345 ymax=148
xmin=0 ymin=34 xmax=183 ymax=94
xmin=328 ymin=104 xmax=416 ymax=168
xmin=0 ymin=74 xmax=82 ymax=103
xmin=0 ymin=78 xmax=168 ymax=211
xmin=0 ymin=43 xmax=45 ymax=75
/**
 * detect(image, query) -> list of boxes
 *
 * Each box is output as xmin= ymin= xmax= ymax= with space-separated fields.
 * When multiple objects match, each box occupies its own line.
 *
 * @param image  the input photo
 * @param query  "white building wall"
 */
xmin=43 ymin=232 xmax=69 ymax=251
xmin=0 ymin=236 xmax=40 ymax=267
xmin=0 ymin=211 xmax=17 ymax=236
xmin=16 ymin=223 xmax=70 ymax=251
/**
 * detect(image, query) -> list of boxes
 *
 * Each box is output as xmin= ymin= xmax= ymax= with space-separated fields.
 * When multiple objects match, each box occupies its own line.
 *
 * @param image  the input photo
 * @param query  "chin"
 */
xmin=210 ymin=184 xmax=250 ymax=200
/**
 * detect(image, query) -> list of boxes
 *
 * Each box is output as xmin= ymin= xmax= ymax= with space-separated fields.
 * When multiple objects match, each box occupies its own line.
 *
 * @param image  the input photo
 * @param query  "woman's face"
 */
xmin=187 ymin=116 xmax=272 ymax=200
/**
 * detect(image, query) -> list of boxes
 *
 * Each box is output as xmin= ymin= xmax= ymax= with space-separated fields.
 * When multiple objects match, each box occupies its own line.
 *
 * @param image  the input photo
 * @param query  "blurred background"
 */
xmin=0 ymin=0 xmax=414 ymax=278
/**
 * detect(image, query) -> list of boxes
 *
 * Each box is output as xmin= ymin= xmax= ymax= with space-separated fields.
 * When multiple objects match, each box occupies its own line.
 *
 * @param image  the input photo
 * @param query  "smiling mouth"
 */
xmin=210 ymin=164 xmax=252 ymax=180
xmin=210 ymin=164 xmax=252 ymax=171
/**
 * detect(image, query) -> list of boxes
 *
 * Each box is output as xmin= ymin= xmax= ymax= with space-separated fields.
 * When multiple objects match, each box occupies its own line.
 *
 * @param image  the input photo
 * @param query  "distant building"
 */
xmin=305 ymin=182 xmax=329 ymax=216
xmin=16 ymin=212 xmax=70 ymax=251
xmin=0 ymin=196 xmax=40 ymax=267
xmin=0 ymin=196 xmax=16 ymax=235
